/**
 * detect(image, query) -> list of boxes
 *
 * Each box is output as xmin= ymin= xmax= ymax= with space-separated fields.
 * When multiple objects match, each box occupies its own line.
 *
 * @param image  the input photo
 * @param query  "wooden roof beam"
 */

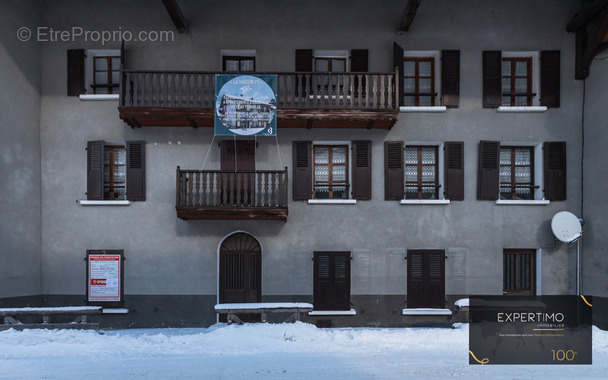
xmin=397 ymin=0 xmax=422 ymax=34
xmin=567 ymin=0 xmax=608 ymax=32
xmin=578 ymin=10 xmax=608 ymax=78
xmin=162 ymin=0 xmax=188 ymax=34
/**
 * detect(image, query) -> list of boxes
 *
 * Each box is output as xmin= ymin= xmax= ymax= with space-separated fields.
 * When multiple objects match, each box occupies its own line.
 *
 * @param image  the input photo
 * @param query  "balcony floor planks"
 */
xmin=176 ymin=205 xmax=288 ymax=221
xmin=118 ymin=107 xmax=398 ymax=129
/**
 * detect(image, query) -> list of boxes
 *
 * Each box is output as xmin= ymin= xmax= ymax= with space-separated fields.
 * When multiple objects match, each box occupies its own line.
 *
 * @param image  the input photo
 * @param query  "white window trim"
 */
xmin=401 ymin=308 xmax=452 ymax=316
xmin=501 ymin=51 xmax=540 ymax=107
xmin=402 ymin=50 xmax=441 ymax=108
xmin=79 ymin=200 xmax=131 ymax=206
xmin=498 ymin=142 xmax=544 ymax=201
xmin=497 ymin=106 xmax=547 ymax=113
xmin=308 ymin=309 xmax=357 ymax=316
xmin=101 ymin=308 xmax=129 ymax=314
xmin=403 ymin=141 xmax=446 ymax=202
xmin=309 ymin=141 xmax=353 ymax=203
xmin=79 ymin=94 xmax=120 ymax=101
xmin=85 ymin=49 xmax=120 ymax=96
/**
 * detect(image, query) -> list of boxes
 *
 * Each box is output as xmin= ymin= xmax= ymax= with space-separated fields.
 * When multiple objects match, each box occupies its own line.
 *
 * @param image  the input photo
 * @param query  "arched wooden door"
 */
xmin=219 ymin=233 xmax=261 ymax=321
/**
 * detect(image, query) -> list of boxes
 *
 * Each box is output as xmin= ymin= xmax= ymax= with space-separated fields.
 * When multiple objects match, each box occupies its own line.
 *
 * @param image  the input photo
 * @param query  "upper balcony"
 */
xmin=118 ymin=70 xmax=399 ymax=129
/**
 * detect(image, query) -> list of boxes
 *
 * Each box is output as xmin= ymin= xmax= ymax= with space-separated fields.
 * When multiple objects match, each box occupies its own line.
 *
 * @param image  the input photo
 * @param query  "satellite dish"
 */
xmin=551 ymin=211 xmax=582 ymax=243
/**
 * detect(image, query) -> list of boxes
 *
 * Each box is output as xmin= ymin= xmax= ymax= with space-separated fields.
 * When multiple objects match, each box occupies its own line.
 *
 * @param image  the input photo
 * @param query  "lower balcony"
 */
xmin=176 ymin=167 xmax=288 ymax=221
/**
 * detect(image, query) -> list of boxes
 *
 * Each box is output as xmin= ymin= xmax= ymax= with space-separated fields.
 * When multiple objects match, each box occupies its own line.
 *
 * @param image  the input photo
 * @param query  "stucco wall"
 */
xmin=32 ymin=0 xmax=584 ymax=321
xmin=0 ymin=0 xmax=42 ymax=298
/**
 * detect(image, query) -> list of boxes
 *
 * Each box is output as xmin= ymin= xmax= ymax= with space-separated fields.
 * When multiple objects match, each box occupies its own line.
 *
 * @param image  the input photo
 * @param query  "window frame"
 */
xmin=404 ymin=145 xmax=440 ymax=200
xmin=503 ymin=249 xmax=536 ymax=296
xmin=403 ymin=57 xmax=436 ymax=106
xmin=103 ymin=144 xmax=127 ymax=200
xmin=312 ymin=143 xmax=350 ymax=200
xmin=499 ymin=145 xmax=535 ymax=200
xmin=500 ymin=51 xmax=540 ymax=107
xmin=402 ymin=51 xmax=441 ymax=107
xmin=85 ymin=49 xmax=121 ymax=96
xmin=92 ymin=55 xmax=120 ymax=94
xmin=502 ymin=57 xmax=533 ymax=106
xmin=222 ymin=55 xmax=256 ymax=72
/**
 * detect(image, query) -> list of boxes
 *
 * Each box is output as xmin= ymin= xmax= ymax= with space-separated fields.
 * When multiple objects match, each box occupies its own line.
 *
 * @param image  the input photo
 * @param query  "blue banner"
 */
xmin=214 ymin=74 xmax=277 ymax=136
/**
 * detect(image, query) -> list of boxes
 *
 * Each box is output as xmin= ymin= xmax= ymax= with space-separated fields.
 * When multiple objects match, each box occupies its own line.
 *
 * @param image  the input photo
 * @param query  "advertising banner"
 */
xmin=214 ymin=74 xmax=277 ymax=137
xmin=469 ymin=295 xmax=592 ymax=364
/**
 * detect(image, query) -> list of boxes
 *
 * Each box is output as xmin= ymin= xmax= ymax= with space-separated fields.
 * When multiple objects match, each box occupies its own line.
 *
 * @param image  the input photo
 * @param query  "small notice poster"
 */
xmin=88 ymin=253 xmax=122 ymax=302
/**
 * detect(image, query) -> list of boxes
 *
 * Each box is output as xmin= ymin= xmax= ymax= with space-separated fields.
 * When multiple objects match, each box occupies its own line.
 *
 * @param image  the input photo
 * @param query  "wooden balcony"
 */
xmin=119 ymin=70 xmax=399 ymax=129
xmin=176 ymin=167 xmax=288 ymax=221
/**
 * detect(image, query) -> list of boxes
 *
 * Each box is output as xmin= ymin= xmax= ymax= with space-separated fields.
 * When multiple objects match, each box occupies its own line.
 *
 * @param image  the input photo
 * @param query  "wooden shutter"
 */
xmin=477 ymin=141 xmax=500 ymax=200
xmin=483 ymin=51 xmax=502 ymax=108
xmin=295 ymin=49 xmax=313 ymax=72
xmin=384 ymin=141 xmax=404 ymax=200
xmin=350 ymin=49 xmax=368 ymax=72
xmin=314 ymin=252 xmax=351 ymax=311
xmin=352 ymin=141 xmax=372 ymax=200
xmin=126 ymin=141 xmax=145 ymax=201
xmin=220 ymin=140 xmax=236 ymax=171
xmin=293 ymin=141 xmax=312 ymax=200
xmin=86 ymin=141 xmax=104 ymax=200
xmin=393 ymin=43 xmax=405 ymax=106
xmin=540 ymin=50 xmax=560 ymax=108
xmin=544 ymin=141 xmax=566 ymax=201
xmin=407 ymin=250 xmax=445 ymax=309
xmin=444 ymin=141 xmax=464 ymax=200
xmin=441 ymin=50 xmax=460 ymax=108
xmin=68 ymin=49 xmax=86 ymax=96
xmin=120 ymin=40 xmax=125 ymax=67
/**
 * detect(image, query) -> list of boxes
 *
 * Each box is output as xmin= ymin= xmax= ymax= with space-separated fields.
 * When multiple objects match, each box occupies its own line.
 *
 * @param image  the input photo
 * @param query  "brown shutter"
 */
xmin=350 ymin=49 xmax=368 ymax=72
xmin=295 ymin=49 xmax=313 ymax=72
xmin=352 ymin=141 xmax=372 ymax=200
xmin=384 ymin=141 xmax=404 ymax=200
xmin=314 ymin=252 xmax=350 ymax=311
xmin=68 ymin=49 xmax=86 ymax=96
xmin=293 ymin=141 xmax=312 ymax=200
xmin=126 ymin=141 xmax=145 ymax=201
xmin=220 ymin=140 xmax=236 ymax=171
xmin=477 ymin=141 xmax=500 ymax=200
xmin=444 ymin=141 xmax=464 ymax=200
xmin=120 ymin=40 xmax=125 ymax=67
xmin=407 ymin=250 xmax=445 ymax=309
xmin=393 ymin=42 xmax=405 ymax=106
xmin=86 ymin=141 xmax=104 ymax=200
xmin=483 ymin=51 xmax=502 ymax=108
xmin=544 ymin=141 xmax=566 ymax=201
xmin=540 ymin=50 xmax=560 ymax=108
xmin=441 ymin=50 xmax=460 ymax=108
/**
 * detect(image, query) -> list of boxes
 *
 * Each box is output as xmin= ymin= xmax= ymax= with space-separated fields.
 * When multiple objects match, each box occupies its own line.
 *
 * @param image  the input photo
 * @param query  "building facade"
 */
xmin=1 ymin=0 xmax=606 ymax=329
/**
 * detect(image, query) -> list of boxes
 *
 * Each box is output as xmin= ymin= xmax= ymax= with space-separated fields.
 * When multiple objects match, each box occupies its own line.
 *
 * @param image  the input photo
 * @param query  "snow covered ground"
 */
xmin=1 ymin=323 xmax=607 ymax=379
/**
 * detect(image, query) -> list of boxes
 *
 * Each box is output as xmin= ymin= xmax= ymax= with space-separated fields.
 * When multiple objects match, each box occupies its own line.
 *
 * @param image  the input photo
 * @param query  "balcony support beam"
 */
xmin=162 ymin=0 xmax=188 ymax=34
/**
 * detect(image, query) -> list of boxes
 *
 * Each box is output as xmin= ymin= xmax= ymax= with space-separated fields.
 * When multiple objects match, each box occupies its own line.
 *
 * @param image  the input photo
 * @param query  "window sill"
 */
xmin=79 ymin=200 xmax=131 ymax=206
xmin=102 ymin=308 xmax=129 ymax=314
xmin=399 ymin=106 xmax=447 ymax=113
xmin=79 ymin=94 xmax=120 ymax=101
xmin=308 ymin=199 xmax=357 ymax=205
xmin=400 ymin=199 xmax=450 ymax=205
xmin=496 ymin=106 xmax=547 ymax=113
xmin=308 ymin=309 xmax=357 ymax=316
xmin=401 ymin=308 xmax=452 ymax=316
xmin=495 ymin=199 xmax=550 ymax=205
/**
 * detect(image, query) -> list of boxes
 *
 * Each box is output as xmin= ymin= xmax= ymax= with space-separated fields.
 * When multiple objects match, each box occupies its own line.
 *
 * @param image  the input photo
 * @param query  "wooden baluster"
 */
xmin=291 ymin=74 xmax=297 ymax=108
xmin=221 ymin=173 xmax=227 ymax=205
xmin=187 ymin=172 xmax=193 ymax=206
xmin=235 ymin=173 xmax=241 ymax=205
xmin=201 ymin=171 xmax=207 ymax=206
xmin=257 ymin=172 xmax=262 ymax=206
xmin=212 ymin=172 xmax=218 ymax=206
xmin=327 ymin=73 xmax=333 ymax=109
xmin=380 ymin=75 xmax=386 ymax=109
xmin=194 ymin=171 xmax=200 ymax=206
xmin=373 ymin=74 xmax=378 ymax=109
xmin=264 ymin=172 xmax=270 ymax=206
xmin=271 ymin=172 xmax=277 ymax=205
xmin=175 ymin=167 xmax=181 ymax=206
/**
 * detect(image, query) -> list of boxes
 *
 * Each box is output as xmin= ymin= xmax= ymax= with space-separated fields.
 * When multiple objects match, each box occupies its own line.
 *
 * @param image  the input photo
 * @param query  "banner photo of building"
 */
xmin=214 ymin=74 xmax=277 ymax=136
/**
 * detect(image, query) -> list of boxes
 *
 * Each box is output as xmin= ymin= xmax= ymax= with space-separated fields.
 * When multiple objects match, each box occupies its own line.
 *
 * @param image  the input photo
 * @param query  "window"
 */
xmin=384 ymin=141 xmax=464 ymax=201
xmin=403 ymin=58 xmax=435 ymax=106
xmin=500 ymin=146 xmax=534 ymax=200
xmin=92 ymin=56 xmax=120 ymax=94
xmin=87 ymin=141 xmax=145 ymax=201
xmin=502 ymin=57 xmax=532 ymax=106
xmin=483 ymin=51 xmax=560 ymax=108
xmin=503 ymin=249 xmax=536 ymax=296
xmin=393 ymin=44 xmax=460 ymax=108
xmin=405 ymin=146 xmax=439 ymax=199
xmin=223 ymin=56 xmax=255 ymax=72
xmin=478 ymin=141 xmax=566 ymax=201
xmin=313 ymin=251 xmax=351 ymax=310
xmin=313 ymin=145 xmax=349 ymax=199
xmin=293 ymin=141 xmax=371 ymax=201
xmin=407 ymin=250 xmax=445 ymax=308
xmin=103 ymin=145 xmax=126 ymax=199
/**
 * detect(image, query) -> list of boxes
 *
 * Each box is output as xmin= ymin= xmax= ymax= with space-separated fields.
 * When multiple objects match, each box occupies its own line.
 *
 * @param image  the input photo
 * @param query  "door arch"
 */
xmin=218 ymin=232 xmax=261 ymax=306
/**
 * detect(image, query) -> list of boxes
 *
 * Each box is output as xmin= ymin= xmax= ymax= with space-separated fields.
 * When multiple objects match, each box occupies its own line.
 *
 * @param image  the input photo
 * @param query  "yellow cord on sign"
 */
xmin=581 ymin=295 xmax=592 ymax=307
xmin=469 ymin=350 xmax=489 ymax=365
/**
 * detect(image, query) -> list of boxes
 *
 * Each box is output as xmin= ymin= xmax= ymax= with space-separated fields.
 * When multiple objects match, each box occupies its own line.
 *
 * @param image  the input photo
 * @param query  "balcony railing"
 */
xmin=175 ymin=167 xmax=288 ymax=220
xmin=120 ymin=70 xmax=398 ymax=110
